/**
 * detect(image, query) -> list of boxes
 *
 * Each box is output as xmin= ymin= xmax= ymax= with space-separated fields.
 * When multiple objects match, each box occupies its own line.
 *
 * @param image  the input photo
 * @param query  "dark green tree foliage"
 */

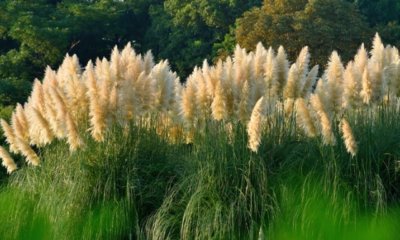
xmin=0 ymin=0 xmax=153 ymax=105
xmin=236 ymin=0 xmax=370 ymax=65
xmin=351 ymin=0 xmax=400 ymax=47
xmin=144 ymin=0 xmax=261 ymax=78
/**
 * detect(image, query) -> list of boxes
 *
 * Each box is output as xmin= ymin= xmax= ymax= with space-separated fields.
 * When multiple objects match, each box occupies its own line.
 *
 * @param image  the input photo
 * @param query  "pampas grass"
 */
xmin=295 ymin=98 xmax=317 ymax=137
xmin=247 ymin=97 xmax=266 ymax=152
xmin=0 ymin=33 xmax=398 ymax=170
xmin=340 ymin=118 xmax=357 ymax=157
xmin=0 ymin=146 xmax=17 ymax=173
xmin=0 ymin=34 xmax=400 ymax=240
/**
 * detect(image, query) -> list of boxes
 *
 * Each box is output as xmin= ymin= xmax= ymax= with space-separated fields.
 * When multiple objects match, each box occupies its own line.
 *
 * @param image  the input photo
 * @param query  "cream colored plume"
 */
xmin=85 ymin=61 xmax=106 ymax=142
xmin=325 ymin=51 xmax=344 ymax=115
xmin=16 ymin=137 xmax=40 ymax=166
xmin=264 ymin=47 xmax=277 ymax=97
xmin=27 ymin=106 xmax=54 ymax=146
xmin=253 ymin=42 xmax=267 ymax=78
xmin=152 ymin=60 xmax=176 ymax=111
xmin=1 ymin=119 xmax=19 ymax=153
xmin=310 ymin=94 xmax=336 ymax=145
xmin=340 ymin=118 xmax=357 ymax=157
xmin=48 ymin=87 xmax=68 ymax=138
xmin=0 ymin=146 xmax=17 ymax=174
xmin=211 ymin=79 xmax=227 ymax=121
xmin=295 ymin=46 xmax=310 ymax=84
xmin=30 ymin=79 xmax=46 ymax=115
xmin=360 ymin=68 xmax=372 ymax=104
xmin=247 ymin=97 xmax=266 ymax=152
xmin=283 ymin=64 xmax=300 ymax=100
xmin=354 ymin=44 xmax=368 ymax=72
xmin=301 ymin=65 xmax=319 ymax=98
xmin=275 ymin=46 xmax=289 ymax=97
xmin=237 ymin=81 xmax=250 ymax=123
xmin=193 ymin=68 xmax=209 ymax=118
xmin=295 ymin=98 xmax=317 ymax=137
xmin=343 ymin=62 xmax=360 ymax=109
xmin=66 ymin=113 xmax=83 ymax=151
xmin=181 ymin=77 xmax=197 ymax=128
xmin=11 ymin=110 xmax=28 ymax=143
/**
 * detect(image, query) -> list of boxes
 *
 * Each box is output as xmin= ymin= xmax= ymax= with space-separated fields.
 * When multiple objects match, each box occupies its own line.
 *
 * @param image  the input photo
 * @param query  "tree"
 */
xmin=236 ymin=0 xmax=370 ymax=65
xmin=0 ymin=0 xmax=153 ymax=105
xmin=144 ymin=0 xmax=262 ymax=78
xmin=350 ymin=0 xmax=400 ymax=47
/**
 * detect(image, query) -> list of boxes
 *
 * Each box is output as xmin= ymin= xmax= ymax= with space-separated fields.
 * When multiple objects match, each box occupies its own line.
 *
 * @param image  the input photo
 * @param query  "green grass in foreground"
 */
xmin=0 ymin=106 xmax=400 ymax=239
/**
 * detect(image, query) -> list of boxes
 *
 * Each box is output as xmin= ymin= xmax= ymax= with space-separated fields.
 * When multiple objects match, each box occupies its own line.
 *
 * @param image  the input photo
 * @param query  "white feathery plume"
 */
xmin=247 ymin=97 xmax=266 ymax=152
xmin=222 ymin=58 xmax=235 ymax=118
xmin=370 ymin=33 xmax=385 ymax=69
xmin=275 ymin=46 xmax=289 ymax=97
xmin=310 ymin=94 xmax=336 ymax=145
xmin=85 ymin=61 xmax=106 ymax=142
xmin=295 ymin=98 xmax=317 ymax=137
xmin=181 ymin=77 xmax=197 ymax=128
xmin=143 ymin=50 xmax=155 ymax=74
xmin=110 ymin=46 xmax=122 ymax=81
xmin=15 ymin=137 xmax=40 ymax=166
xmin=14 ymin=104 xmax=29 ymax=142
xmin=31 ymin=79 xmax=46 ymax=115
xmin=340 ymin=118 xmax=358 ymax=157
xmin=253 ymin=42 xmax=267 ymax=78
xmin=194 ymin=68 xmax=210 ymax=118
xmin=360 ymin=68 xmax=373 ymax=104
xmin=134 ymin=71 xmax=153 ymax=114
xmin=1 ymin=119 xmax=18 ymax=153
xmin=65 ymin=112 xmax=83 ymax=151
xmin=152 ymin=60 xmax=176 ymax=111
xmin=342 ymin=62 xmax=360 ymax=109
xmin=283 ymin=64 xmax=300 ymax=99
xmin=295 ymin=46 xmax=310 ymax=86
xmin=27 ymin=106 xmax=54 ymax=146
xmin=211 ymin=79 xmax=227 ymax=121
xmin=48 ymin=86 xmax=68 ymax=138
xmin=301 ymin=65 xmax=319 ymax=98
xmin=325 ymin=51 xmax=344 ymax=115
xmin=238 ymin=80 xmax=250 ymax=123
xmin=0 ymin=146 xmax=17 ymax=174
xmin=264 ymin=47 xmax=277 ymax=97
xmin=354 ymin=43 xmax=368 ymax=73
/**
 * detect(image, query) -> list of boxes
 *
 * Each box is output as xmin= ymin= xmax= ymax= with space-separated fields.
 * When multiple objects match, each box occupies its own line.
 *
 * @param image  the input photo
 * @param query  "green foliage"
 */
xmin=144 ymin=0 xmax=261 ymax=77
xmin=236 ymin=0 xmax=370 ymax=65
xmin=0 ymin=0 xmax=153 ymax=106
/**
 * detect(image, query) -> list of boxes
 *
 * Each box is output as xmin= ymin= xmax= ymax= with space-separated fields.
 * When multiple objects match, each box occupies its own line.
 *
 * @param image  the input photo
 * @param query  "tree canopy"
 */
xmin=236 ymin=0 xmax=370 ymax=65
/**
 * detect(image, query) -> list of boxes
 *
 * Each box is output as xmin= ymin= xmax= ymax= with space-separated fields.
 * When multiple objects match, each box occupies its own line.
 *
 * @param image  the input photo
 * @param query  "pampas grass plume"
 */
xmin=1 ymin=119 xmax=19 ymax=153
xmin=29 ymin=107 xmax=54 ymax=145
xmin=361 ymin=68 xmax=372 ymax=104
xmin=301 ymin=65 xmax=319 ymax=98
xmin=275 ymin=46 xmax=289 ymax=97
xmin=86 ymin=61 xmax=106 ymax=142
xmin=247 ymin=97 xmax=266 ymax=152
xmin=16 ymin=137 xmax=40 ymax=166
xmin=66 ymin=113 xmax=83 ymax=151
xmin=295 ymin=98 xmax=317 ymax=137
xmin=211 ymin=80 xmax=227 ymax=121
xmin=310 ymin=95 xmax=336 ymax=145
xmin=0 ymin=146 xmax=17 ymax=174
xmin=283 ymin=64 xmax=299 ymax=100
xmin=340 ymin=118 xmax=358 ymax=157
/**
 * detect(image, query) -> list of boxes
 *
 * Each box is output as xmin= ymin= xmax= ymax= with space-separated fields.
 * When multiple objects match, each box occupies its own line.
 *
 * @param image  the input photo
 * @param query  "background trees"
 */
xmin=236 ymin=0 xmax=370 ymax=65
